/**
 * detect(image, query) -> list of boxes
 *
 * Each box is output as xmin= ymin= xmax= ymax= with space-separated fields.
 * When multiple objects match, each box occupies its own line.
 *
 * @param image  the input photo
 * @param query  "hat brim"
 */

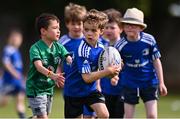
xmin=121 ymin=20 xmax=147 ymax=29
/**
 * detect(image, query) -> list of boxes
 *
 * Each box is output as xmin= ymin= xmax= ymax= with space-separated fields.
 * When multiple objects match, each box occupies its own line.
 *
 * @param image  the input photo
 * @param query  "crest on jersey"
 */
xmin=142 ymin=48 xmax=149 ymax=55
xmin=83 ymin=60 xmax=89 ymax=64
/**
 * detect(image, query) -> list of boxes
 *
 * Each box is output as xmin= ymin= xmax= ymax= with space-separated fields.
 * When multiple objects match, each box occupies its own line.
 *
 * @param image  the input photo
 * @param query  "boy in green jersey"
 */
xmin=26 ymin=13 xmax=72 ymax=119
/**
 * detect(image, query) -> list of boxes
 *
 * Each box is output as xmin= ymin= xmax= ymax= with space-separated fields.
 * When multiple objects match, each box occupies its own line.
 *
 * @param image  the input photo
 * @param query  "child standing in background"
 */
xmin=58 ymin=3 xmax=96 ymax=118
xmin=115 ymin=8 xmax=167 ymax=118
xmin=99 ymin=8 xmax=124 ymax=118
xmin=0 ymin=29 xmax=26 ymax=119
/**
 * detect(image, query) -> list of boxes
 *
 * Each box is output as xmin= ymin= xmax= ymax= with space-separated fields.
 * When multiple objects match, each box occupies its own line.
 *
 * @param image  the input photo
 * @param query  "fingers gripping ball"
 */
xmin=98 ymin=46 xmax=121 ymax=71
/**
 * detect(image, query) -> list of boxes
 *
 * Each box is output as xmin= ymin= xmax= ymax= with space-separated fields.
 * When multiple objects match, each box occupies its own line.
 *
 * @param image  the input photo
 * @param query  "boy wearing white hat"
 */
xmin=115 ymin=8 xmax=167 ymax=118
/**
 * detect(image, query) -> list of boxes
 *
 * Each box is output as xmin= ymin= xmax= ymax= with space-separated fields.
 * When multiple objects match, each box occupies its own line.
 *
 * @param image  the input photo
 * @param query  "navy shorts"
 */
xmin=0 ymin=81 xmax=25 ymax=96
xmin=64 ymin=91 xmax=105 ymax=118
xmin=122 ymin=85 xmax=159 ymax=105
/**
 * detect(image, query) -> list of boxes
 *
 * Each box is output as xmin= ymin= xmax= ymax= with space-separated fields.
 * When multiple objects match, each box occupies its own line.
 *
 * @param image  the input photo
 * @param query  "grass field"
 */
xmin=0 ymin=89 xmax=180 ymax=118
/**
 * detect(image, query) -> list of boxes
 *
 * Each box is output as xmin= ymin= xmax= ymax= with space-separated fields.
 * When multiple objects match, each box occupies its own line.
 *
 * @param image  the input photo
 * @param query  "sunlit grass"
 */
xmin=0 ymin=89 xmax=180 ymax=118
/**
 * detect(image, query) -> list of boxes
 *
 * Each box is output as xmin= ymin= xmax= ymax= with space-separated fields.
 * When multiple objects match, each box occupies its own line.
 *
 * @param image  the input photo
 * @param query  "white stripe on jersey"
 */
xmin=59 ymin=35 xmax=71 ymax=45
xmin=82 ymin=66 xmax=90 ymax=73
xmin=98 ymin=42 xmax=105 ymax=49
xmin=115 ymin=38 xmax=128 ymax=52
xmin=78 ymin=40 xmax=91 ymax=58
xmin=141 ymin=33 xmax=156 ymax=46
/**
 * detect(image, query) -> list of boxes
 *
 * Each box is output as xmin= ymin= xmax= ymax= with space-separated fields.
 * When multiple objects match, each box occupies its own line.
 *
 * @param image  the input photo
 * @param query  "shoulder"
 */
xmin=58 ymin=34 xmax=71 ymax=45
xmin=29 ymin=41 xmax=41 ymax=52
xmin=78 ymin=40 xmax=90 ymax=57
xmin=98 ymin=41 xmax=105 ymax=49
xmin=115 ymin=37 xmax=128 ymax=51
xmin=3 ymin=45 xmax=16 ymax=55
xmin=141 ymin=32 xmax=156 ymax=45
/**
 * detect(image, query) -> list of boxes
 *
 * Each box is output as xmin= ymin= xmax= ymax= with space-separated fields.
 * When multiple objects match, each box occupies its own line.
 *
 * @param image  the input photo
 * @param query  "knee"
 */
xmin=147 ymin=113 xmax=157 ymax=119
xmin=97 ymin=111 xmax=109 ymax=118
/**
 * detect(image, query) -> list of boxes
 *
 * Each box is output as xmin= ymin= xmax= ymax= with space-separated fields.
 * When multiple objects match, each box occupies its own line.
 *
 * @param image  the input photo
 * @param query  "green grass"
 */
xmin=0 ymin=90 xmax=180 ymax=118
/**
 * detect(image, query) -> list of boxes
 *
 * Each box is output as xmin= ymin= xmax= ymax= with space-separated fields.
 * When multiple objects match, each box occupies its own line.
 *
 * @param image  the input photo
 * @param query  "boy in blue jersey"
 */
xmin=58 ymin=3 xmax=96 ymax=118
xmin=99 ymin=8 xmax=124 ymax=118
xmin=0 ymin=29 xmax=26 ymax=118
xmin=115 ymin=8 xmax=168 ymax=118
xmin=63 ymin=9 xmax=121 ymax=118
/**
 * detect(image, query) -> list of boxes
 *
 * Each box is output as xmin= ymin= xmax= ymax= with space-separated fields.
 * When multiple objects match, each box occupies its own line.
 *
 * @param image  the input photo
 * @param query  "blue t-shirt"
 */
xmin=2 ymin=45 xmax=23 ymax=85
xmin=60 ymin=36 xmax=104 ymax=97
xmin=99 ymin=36 xmax=122 ymax=95
xmin=115 ymin=32 xmax=161 ymax=88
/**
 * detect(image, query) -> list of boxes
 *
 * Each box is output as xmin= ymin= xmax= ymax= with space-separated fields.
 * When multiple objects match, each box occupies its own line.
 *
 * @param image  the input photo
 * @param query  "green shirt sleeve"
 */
xmin=29 ymin=45 xmax=41 ymax=62
xmin=57 ymin=43 xmax=69 ymax=59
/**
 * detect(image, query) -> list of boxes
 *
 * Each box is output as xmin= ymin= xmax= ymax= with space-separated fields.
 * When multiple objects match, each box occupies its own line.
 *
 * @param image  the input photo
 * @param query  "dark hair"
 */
xmin=83 ymin=9 xmax=108 ymax=29
xmin=64 ymin=3 xmax=87 ymax=23
xmin=103 ymin=8 xmax=122 ymax=28
xmin=35 ymin=13 xmax=60 ymax=36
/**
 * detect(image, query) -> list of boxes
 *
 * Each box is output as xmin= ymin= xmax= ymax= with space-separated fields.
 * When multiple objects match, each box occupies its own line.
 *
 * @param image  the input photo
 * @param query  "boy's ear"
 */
xmin=100 ymin=28 xmax=104 ymax=35
xmin=40 ymin=28 xmax=46 ymax=35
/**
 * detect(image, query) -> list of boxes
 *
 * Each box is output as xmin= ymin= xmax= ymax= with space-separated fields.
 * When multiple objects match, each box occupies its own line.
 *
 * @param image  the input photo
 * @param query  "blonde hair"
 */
xmin=64 ymin=3 xmax=87 ymax=23
xmin=84 ymin=9 xmax=108 ymax=29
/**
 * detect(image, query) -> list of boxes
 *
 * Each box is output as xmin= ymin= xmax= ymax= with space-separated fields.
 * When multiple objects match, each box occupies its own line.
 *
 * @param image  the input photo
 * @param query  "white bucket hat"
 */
xmin=122 ymin=8 xmax=147 ymax=28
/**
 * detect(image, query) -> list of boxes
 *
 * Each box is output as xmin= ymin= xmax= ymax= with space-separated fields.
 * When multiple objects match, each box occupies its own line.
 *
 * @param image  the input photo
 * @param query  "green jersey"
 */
xmin=26 ymin=40 xmax=69 ymax=96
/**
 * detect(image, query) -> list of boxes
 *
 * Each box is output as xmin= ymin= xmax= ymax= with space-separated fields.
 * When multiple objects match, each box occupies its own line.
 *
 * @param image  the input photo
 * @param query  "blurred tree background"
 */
xmin=0 ymin=0 xmax=179 ymax=93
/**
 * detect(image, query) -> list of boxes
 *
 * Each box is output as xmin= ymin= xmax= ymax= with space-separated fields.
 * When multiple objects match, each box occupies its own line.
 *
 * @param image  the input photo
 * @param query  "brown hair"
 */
xmin=64 ymin=3 xmax=87 ymax=23
xmin=103 ymin=8 xmax=122 ymax=28
xmin=83 ymin=9 xmax=108 ymax=29
xmin=35 ymin=13 xmax=60 ymax=36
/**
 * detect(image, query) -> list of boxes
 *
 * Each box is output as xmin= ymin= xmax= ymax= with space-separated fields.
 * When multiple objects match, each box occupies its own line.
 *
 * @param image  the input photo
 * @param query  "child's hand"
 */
xmin=66 ymin=56 xmax=73 ymax=65
xmin=159 ymin=83 xmax=168 ymax=96
xmin=111 ymin=75 xmax=119 ymax=86
xmin=106 ymin=64 xmax=121 ymax=77
xmin=50 ymin=72 xmax=65 ymax=88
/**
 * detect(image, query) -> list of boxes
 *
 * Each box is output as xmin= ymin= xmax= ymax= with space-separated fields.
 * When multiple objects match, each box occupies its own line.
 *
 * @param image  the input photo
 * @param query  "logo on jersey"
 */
xmin=54 ymin=57 xmax=61 ymax=64
xmin=142 ymin=48 xmax=149 ymax=55
xmin=135 ymin=59 xmax=140 ymax=64
xmin=83 ymin=60 xmax=89 ymax=64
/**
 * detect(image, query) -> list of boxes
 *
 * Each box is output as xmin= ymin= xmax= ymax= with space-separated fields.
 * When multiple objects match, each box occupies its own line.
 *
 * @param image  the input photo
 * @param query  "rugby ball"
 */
xmin=98 ymin=46 xmax=121 ymax=70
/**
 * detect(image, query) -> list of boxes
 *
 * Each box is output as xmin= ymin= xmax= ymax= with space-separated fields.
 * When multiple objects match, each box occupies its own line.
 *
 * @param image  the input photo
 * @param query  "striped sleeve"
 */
xmin=142 ymin=32 xmax=161 ymax=60
xmin=77 ymin=40 xmax=91 ymax=74
xmin=115 ymin=38 xmax=128 ymax=52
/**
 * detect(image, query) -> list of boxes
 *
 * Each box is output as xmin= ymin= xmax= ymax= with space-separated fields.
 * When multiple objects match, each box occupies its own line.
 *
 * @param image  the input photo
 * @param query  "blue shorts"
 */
xmin=122 ymin=85 xmax=159 ymax=105
xmin=0 ymin=80 xmax=25 ymax=96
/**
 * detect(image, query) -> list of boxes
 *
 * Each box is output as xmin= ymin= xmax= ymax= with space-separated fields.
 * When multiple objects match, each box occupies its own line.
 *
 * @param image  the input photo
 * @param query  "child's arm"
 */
xmin=34 ymin=60 xmax=65 ymax=87
xmin=82 ymin=64 xmax=121 ymax=83
xmin=153 ymin=58 xmax=168 ymax=96
xmin=3 ymin=61 xmax=21 ymax=79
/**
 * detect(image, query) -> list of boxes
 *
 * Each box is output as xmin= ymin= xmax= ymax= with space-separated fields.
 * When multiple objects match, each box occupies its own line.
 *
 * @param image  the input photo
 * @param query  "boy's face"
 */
xmin=66 ymin=21 xmax=83 ymax=38
xmin=123 ymin=23 xmax=143 ymax=39
xmin=83 ymin=22 xmax=102 ymax=46
xmin=42 ymin=20 xmax=60 ymax=41
xmin=9 ymin=32 xmax=23 ymax=48
xmin=103 ymin=22 xmax=122 ymax=41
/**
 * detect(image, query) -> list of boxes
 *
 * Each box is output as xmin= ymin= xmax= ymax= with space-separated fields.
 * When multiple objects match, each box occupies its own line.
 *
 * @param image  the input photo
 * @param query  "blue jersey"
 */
xmin=98 ymin=36 xmax=109 ymax=47
xmin=99 ymin=36 xmax=122 ymax=95
xmin=2 ymin=45 xmax=23 ymax=84
xmin=61 ymin=37 xmax=104 ymax=97
xmin=115 ymin=32 xmax=161 ymax=88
